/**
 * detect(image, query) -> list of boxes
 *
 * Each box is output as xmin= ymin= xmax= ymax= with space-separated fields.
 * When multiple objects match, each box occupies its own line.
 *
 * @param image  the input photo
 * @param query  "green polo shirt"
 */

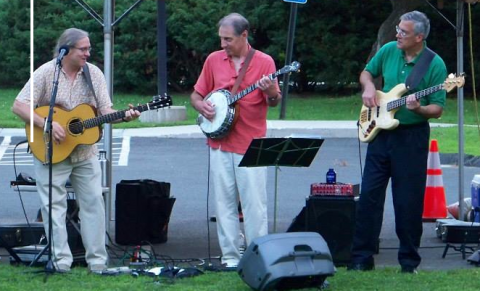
xmin=365 ymin=41 xmax=447 ymax=125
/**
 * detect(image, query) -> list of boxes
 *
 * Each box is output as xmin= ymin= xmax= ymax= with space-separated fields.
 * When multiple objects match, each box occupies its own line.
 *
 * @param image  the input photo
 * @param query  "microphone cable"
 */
xmin=12 ymin=139 xmax=40 ymax=248
xmin=205 ymin=142 xmax=213 ymax=269
xmin=12 ymin=139 xmax=33 ymax=226
xmin=356 ymin=122 xmax=364 ymax=180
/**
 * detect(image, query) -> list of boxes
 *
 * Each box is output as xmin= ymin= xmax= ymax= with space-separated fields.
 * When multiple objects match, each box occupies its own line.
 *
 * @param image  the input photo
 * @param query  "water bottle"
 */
xmin=471 ymin=175 xmax=480 ymax=222
xmin=98 ymin=150 xmax=109 ymax=188
xmin=326 ymin=168 xmax=336 ymax=184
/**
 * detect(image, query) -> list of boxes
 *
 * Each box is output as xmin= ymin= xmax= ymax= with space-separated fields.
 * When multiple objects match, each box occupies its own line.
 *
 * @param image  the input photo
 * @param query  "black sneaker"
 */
xmin=401 ymin=266 xmax=418 ymax=274
xmin=217 ymin=263 xmax=238 ymax=272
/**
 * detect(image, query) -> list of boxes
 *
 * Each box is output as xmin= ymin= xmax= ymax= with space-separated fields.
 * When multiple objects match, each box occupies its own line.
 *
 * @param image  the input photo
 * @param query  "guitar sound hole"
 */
xmin=68 ymin=118 xmax=84 ymax=135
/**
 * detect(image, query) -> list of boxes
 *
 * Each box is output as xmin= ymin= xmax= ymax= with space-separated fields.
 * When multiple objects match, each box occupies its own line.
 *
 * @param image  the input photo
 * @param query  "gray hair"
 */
xmin=53 ymin=28 xmax=89 ymax=57
xmin=400 ymin=11 xmax=430 ymax=39
xmin=218 ymin=13 xmax=249 ymax=36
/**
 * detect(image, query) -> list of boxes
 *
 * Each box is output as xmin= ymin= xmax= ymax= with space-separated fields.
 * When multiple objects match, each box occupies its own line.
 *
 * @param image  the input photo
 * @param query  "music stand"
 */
xmin=239 ymin=136 xmax=324 ymax=232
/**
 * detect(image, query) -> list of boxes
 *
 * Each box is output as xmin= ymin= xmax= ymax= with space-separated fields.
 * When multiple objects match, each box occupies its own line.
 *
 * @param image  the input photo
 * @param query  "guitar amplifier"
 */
xmin=310 ymin=183 xmax=359 ymax=197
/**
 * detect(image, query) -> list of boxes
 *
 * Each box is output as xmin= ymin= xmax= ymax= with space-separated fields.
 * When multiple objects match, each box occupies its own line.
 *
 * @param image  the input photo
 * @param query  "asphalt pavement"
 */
xmin=1 ymin=120 xmax=480 ymax=272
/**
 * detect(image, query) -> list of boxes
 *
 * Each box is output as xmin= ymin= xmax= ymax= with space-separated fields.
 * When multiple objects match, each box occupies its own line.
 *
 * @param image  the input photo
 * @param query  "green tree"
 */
xmin=0 ymin=0 xmax=478 ymax=95
xmin=0 ymin=0 xmax=30 ymax=87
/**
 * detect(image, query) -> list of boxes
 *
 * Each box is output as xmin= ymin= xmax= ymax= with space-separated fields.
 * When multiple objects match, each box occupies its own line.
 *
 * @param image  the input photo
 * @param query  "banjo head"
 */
xmin=198 ymin=89 xmax=235 ymax=138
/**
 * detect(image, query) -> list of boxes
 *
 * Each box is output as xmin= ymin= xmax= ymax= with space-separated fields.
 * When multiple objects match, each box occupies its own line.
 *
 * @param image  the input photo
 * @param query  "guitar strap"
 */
xmin=231 ymin=48 xmax=256 ymax=96
xmin=405 ymin=47 xmax=436 ymax=91
xmin=83 ymin=64 xmax=100 ymax=108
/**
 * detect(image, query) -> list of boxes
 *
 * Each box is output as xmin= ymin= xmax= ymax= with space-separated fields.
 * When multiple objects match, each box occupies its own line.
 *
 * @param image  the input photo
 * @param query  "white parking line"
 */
xmin=0 ymin=136 xmax=128 ymax=166
xmin=0 ymin=136 xmax=12 ymax=163
xmin=118 ymin=136 xmax=131 ymax=166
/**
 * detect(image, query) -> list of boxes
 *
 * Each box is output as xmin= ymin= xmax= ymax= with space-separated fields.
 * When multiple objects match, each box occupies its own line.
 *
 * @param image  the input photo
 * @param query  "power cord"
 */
xmin=12 ymin=139 xmax=32 ymax=227
xmin=205 ymin=142 xmax=215 ymax=269
xmin=11 ymin=139 xmax=43 ymax=253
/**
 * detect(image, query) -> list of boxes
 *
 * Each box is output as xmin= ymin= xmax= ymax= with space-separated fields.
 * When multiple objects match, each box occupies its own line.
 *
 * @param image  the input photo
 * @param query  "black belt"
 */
xmin=397 ymin=122 xmax=429 ymax=129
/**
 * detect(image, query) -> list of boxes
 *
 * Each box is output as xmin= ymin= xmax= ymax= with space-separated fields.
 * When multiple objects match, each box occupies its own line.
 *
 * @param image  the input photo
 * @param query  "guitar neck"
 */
xmin=228 ymin=71 xmax=282 ymax=105
xmin=387 ymin=84 xmax=444 ymax=111
xmin=83 ymin=104 xmax=150 ymax=129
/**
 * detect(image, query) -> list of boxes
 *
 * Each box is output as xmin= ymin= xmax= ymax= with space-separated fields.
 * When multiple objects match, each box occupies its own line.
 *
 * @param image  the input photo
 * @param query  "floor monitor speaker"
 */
xmin=305 ymin=196 xmax=356 ymax=266
xmin=238 ymin=232 xmax=334 ymax=291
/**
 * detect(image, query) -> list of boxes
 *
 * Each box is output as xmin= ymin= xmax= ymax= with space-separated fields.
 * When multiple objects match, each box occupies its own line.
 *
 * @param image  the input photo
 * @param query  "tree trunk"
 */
xmin=367 ymin=0 xmax=424 ymax=62
xmin=367 ymin=0 xmax=423 ymax=89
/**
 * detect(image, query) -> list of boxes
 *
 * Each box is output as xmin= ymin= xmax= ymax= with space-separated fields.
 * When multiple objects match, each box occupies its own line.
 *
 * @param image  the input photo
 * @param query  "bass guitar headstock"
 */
xmin=444 ymin=73 xmax=465 ymax=92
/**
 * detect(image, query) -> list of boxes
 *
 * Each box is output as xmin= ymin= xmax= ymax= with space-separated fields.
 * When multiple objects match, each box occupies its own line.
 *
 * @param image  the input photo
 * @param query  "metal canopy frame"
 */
xmin=426 ymin=0 xmax=468 ymax=220
xmin=74 ymin=0 xmax=146 ymax=237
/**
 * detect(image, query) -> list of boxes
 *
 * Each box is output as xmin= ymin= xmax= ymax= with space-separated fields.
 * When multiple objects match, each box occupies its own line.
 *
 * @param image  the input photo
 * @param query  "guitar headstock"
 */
xmin=444 ymin=73 xmax=465 ymax=92
xmin=150 ymin=95 xmax=173 ymax=109
xmin=279 ymin=61 xmax=301 ymax=75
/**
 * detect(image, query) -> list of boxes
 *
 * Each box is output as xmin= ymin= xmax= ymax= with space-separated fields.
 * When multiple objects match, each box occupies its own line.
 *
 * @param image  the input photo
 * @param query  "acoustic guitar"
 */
xmin=358 ymin=73 xmax=465 ymax=143
xmin=26 ymin=95 xmax=172 ymax=164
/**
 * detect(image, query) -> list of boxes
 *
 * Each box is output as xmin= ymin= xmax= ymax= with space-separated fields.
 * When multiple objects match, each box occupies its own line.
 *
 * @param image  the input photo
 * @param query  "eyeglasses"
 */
xmin=395 ymin=25 xmax=408 ymax=38
xmin=73 ymin=46 xmax=92 ymax=53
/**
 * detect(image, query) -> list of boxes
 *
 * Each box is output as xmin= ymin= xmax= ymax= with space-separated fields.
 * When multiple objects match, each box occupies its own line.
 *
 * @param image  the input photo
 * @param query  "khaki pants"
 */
xmin=34 ymin=156 xmax=107 ymax=269
xmin=210 ymin=148 xmax=268 ymax=266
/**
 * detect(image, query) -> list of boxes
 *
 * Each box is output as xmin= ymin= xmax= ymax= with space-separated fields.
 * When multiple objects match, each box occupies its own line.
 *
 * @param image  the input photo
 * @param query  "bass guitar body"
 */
xmin=358 ymin=84 xmax=406 ymax=143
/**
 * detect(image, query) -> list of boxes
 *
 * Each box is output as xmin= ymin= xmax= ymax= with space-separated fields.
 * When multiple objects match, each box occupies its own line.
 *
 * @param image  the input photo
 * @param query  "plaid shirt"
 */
xmin=16 ymin=60 xmax=113 ymax=163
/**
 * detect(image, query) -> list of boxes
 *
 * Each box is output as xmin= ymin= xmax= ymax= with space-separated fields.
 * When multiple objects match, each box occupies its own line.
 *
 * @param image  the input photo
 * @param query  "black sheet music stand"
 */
xmin=239 ymin=136 xmax=324 ymax=232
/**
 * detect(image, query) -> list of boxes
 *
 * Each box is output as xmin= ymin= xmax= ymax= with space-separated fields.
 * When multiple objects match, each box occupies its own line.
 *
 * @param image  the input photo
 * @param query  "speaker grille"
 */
xmin=306 ymin=196 xmax=356 ymax=266
xmin=115 ymin=180 xmax=175 ymax=245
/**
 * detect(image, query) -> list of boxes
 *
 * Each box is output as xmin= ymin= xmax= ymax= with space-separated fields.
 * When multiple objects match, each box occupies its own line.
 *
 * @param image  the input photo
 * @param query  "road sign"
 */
xmin=283 ymin=0 xmax=307 ymax=4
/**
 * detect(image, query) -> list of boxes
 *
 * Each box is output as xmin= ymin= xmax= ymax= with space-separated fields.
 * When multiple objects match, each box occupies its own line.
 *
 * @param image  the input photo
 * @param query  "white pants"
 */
xmin=34 ymin=156 xmax=107 ymax=269
xmin=210 ymin=148 xmax=268 ymax=266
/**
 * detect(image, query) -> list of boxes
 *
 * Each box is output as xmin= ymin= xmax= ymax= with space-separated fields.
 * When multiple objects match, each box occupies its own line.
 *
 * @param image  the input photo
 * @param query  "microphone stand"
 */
xmin=29 ymin=58 xmax=63 ymax=274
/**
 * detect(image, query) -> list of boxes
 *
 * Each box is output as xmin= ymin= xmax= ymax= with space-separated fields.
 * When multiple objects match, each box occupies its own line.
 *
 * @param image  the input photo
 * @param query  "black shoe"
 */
xmin=347 ymin=263 xmax=374 ymax=271
xmin=401 ymin=266 xmax=418 ymax=274
xmin=217 ymin=264 xmax=238 ymax=272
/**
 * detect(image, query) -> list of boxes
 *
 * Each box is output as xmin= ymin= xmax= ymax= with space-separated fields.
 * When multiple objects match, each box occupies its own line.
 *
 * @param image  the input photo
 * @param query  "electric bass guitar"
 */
xmin=358 ymin=73 xmax=465 ymax=143
xmin=197 ymin=61 xmax=301 ymax=139
xmin=26 ymin=95 xmax=172 ymax=164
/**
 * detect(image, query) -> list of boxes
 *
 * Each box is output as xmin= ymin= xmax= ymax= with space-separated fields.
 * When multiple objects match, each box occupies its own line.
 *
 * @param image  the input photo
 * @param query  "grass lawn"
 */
xmin=1 ymin=89 xmax=479 ymax=155
xmin=1 ymin=264 xmax=480 ymax=290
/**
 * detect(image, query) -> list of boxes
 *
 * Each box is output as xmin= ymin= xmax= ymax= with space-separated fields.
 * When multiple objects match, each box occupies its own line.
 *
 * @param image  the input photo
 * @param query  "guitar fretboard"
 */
xmin=82 ymin=104 xmax=151 ymax=129
xmin=228 ymin=71 xmax=283 ymax=105
xmin=387 ymin=84 xmax=444 ymax=111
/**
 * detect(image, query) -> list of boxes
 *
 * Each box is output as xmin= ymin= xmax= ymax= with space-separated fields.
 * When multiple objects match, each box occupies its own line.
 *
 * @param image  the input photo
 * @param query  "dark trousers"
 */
xmin=351 ymin=122 xmax=430 ymax=268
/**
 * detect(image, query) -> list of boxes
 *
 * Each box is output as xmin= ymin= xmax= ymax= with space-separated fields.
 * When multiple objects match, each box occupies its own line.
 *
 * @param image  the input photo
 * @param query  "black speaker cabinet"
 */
xmin=0 ymin=223 xmax=45 ymax=248
xmin=305 ymin=196 xmax=356 ymax=266
xmin=115 ymin=179 xmax=175 ymax=245
xmin=287 ymin=206 xmax=306 ymax=232
xmin=238 ymin=232 xmax=334 ymax=291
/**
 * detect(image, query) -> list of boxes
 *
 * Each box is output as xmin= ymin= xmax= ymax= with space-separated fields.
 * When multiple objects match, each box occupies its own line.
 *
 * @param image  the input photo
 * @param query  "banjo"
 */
xmin=197 ymin=61 xmax=301 ymax=139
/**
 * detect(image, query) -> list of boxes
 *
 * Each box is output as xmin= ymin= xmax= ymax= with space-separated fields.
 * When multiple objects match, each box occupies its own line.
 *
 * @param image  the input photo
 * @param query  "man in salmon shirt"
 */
xmin=191 ymin=13 xmax=281 ymax=270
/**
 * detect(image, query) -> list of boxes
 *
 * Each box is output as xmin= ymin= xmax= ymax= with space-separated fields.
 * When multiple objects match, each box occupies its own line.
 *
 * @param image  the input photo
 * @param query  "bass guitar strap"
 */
xmin=231 ymin=48 xmax=256 ymax=96
xmin=405 ymin=47 xmax=436 ymax=91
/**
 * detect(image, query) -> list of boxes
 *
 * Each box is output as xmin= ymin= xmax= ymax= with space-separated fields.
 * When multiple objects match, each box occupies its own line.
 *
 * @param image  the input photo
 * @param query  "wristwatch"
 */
xmin=268 ymin=95 xmax=278 ymax=102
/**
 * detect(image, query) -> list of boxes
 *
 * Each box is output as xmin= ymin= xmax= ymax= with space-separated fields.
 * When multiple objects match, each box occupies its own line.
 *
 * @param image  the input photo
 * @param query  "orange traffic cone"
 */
xmin=422 ymin=139 xmax=448 ymax=222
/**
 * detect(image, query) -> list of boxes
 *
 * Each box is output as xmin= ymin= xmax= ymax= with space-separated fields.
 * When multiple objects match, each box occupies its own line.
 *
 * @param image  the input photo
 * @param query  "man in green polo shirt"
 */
xmin=348 ymin=11 xmax=447 ymax=274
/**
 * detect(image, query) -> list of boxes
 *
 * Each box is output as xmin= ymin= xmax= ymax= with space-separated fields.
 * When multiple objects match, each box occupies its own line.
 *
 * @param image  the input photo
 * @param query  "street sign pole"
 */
xmin=280 ymin=3 xmax=298 ymax=119
xmin=280 ymin=0 xmax=307 ymax=119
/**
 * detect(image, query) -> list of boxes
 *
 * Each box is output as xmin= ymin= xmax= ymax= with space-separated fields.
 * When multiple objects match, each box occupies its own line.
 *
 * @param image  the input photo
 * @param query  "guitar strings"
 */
xmin=63 ymin=101 xmax=164 ymax=134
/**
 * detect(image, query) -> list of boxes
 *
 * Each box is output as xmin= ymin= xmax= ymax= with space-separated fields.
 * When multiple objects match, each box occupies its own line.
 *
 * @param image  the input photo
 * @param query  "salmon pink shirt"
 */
xmin=194 ymin=49 xmax=280 ymax=154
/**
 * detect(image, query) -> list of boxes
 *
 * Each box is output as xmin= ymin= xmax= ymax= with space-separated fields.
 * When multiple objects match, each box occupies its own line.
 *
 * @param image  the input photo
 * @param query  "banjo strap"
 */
xmin=231 ymin=48 xmax=256 ymax=96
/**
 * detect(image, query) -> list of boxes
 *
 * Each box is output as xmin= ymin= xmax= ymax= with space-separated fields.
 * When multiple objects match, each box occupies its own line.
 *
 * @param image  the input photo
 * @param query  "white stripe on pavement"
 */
xmin=118 ymin=136 xmax=131 ymax=166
